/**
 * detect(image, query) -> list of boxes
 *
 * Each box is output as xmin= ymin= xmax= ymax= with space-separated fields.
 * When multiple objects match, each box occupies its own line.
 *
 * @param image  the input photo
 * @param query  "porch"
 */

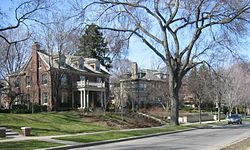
xmin=75 ymin=80 xmax=106 ymax=109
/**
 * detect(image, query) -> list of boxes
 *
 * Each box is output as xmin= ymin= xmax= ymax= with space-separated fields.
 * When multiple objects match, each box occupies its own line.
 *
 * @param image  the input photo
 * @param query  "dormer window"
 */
xmin=79 ymin=63 xmax=84 ymax=69
xmin=60 ymin=55 xmax=66 ymax=67
xmin=26 ymin=76 xmax=32 ymax=87
xmin=79 ymin=59 xmax=84 ymax=70
xmin=96 ymin=63 xmax=100 ymax=71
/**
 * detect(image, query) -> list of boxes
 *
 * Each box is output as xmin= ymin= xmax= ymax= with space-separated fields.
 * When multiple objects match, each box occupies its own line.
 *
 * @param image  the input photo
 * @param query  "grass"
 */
xmin=0 ymin=111 xmax=115 ymax=136
xmin=0 ymin=137 xmax=12 ymax=140
xmin=244 ymin=117 xmax=250 ymax=122
xmin=221 ymin=136 xmax=250 ymax=150
xmin=55 ymin=125 xmax=191 ymax=143
xmin=0 ymin=140 xmax=63 ymax=150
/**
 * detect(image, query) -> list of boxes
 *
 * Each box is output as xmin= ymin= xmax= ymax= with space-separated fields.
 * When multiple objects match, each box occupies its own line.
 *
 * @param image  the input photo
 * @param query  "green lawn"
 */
xmin=55 ymin=125 xmax=191 ymax=143
xmin=0 ymin=111 xmax=114 ymax=136
xmin=0 ymin=140 xmax=63 ymax=150
xmin=245 ymin=117 xmax=250 ymax=122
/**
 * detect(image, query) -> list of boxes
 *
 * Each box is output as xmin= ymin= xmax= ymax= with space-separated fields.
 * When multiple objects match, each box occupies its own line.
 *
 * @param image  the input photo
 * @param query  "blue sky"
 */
xmin=1 ymin=0 xmax=250 ymax=69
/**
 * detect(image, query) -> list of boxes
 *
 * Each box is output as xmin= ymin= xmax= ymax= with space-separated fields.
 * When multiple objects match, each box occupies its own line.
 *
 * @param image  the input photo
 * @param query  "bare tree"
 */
xmin=77 ymin=0 xmax=250 ymax=125
xmin=37 ymin=12 xmax=81 ymax=111
xmin=0 ymin=0 xmax=52 ymax=45
xmin=0 ymin=37 xmax=29 ymax=79
xmin=222 ymin=62 xmax=250 ymax=116
xmin=187 ymin=65 xmax=215 ymax=123
xmin=111 ymin=59 xmax=133 ymax=79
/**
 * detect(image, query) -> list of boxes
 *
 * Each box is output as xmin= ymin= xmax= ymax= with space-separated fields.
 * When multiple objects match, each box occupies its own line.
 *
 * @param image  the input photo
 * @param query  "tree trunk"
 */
xmin=198 ymin=99 xmax=201 ymax=124
xmin=229 ymin=107 xmax=233 ymax=116
xmin=218 ymin=101 xmax=221 ymax=122
xmin=169 ymin=73 xmax=181 ymax=125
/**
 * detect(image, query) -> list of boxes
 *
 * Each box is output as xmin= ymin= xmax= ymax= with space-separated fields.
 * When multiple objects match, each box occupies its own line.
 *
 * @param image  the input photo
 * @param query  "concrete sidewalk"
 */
xmin=0 ymin=124 xmax=172 ymax=143
xmin=0 ymin=120 xmax=225 ymax=150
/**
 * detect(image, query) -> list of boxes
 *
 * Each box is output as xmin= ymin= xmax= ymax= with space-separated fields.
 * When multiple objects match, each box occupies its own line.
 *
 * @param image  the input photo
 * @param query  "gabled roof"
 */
xmin=142 ymin=69 xmax=166 ymax=81
xmin=8 ymin=50 xmax=110 ymax=77
xmin=38 ymin=51 xmax=110 ymax=75
xmin=120 ymin=69 xmax=167 ymax=82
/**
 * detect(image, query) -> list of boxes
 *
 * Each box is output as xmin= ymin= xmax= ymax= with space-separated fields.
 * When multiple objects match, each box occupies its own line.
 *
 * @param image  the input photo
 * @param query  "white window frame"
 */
xmin=41 ymin=74 xmax=48 ymax=84
xmin=42 ymin=92 xmax=48 ymax=105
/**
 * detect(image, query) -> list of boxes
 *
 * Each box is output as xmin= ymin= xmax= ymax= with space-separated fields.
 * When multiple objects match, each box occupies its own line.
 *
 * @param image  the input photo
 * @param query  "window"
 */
xmin=15 ymin=77 xmax=20 ymax=87
xmin=97 ymin=77 xmax=102 ymax=83
xmin=61 ymin=92 xmax=68 ymax=103
xmin=96 ymin=63 xmax=100 ymax=71
xmin=79 ymin=63 xmax=84 ymax=69
xmin=80 ymin=76 xmax=85 ymax=81
xmin=42 ymin=92 xmax=48 ymax=105
xmin=41 ymin=74 xmax=48 ymax=84
xmin=139 ymin=83 xmax=145 ymax=91
xmin=61 ymin=74 xmax=67 ymax=85
xmin=26 ymin=94 xmax=30 ymax=102
xmin=79 ymin=59 xmax=84 ymax=69
xmin=26 ymin=76 xmax=32 ymax=86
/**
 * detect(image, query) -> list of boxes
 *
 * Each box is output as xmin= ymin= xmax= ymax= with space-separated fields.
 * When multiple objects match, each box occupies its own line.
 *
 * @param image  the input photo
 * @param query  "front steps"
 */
xmin=0 ymin=126 xmax=20 ymax=138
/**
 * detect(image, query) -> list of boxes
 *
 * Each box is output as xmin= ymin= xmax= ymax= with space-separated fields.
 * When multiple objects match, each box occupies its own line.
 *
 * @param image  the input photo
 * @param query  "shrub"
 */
xmin=11 ymin=104 xmax=30 ymax=114
xmin=0 ymin=109 xmax=10 ymax=113
xmin=32 ymin=103 xmax=47 ymax=113
xmin=182 ymin=106 xmax=193 ymax=113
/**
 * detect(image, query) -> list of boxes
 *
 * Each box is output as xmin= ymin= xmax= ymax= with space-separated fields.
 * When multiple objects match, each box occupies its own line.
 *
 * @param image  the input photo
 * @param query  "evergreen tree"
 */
xmin=75 ymin=24 xmax=112 ymax=69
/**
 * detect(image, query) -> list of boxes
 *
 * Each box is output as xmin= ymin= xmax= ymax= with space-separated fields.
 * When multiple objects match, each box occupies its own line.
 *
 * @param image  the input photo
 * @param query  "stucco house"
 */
xmin=113 ymin=62 xmax=168 ymax=110
xmin=8 ymin=42 xmax=110 ymax=111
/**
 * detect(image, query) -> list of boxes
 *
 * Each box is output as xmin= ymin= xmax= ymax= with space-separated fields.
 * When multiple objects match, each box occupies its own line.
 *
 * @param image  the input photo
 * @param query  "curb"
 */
xmin=43 ymin=128 xmax=196 ymax=150
xmin=221 ymin=135 xmax=250 ymax=149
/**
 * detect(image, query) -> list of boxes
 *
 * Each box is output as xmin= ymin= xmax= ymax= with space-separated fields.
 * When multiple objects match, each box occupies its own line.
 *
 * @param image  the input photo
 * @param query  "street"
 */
xmin=71 ymin=123 xmax=250 ymax=150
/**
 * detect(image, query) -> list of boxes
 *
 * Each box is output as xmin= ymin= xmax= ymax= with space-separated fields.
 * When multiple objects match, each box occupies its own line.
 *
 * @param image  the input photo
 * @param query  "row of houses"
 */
xmin=0 ymin=42 xmax=193 ymax=111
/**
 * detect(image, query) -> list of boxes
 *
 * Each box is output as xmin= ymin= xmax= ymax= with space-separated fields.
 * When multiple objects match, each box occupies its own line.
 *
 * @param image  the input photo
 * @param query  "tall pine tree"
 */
xmin=75 ymin=24 xmax=112 ymax=69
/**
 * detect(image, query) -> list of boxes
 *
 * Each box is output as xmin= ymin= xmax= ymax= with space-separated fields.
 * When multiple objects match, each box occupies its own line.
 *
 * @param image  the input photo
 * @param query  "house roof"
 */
xmin=120 ymin=69 xmax=167 ymax=82
xmin=38 ymin=51 xmax=110 ymax=75
xmin=142 ymin=69 xmax=167 ymax=81
xmin=8 ymin=50 xmax=110 ymax=77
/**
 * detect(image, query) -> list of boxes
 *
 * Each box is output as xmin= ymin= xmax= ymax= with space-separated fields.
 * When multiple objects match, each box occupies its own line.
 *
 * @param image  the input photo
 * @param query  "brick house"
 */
xmin=0 ymin=80 xmax=9 ymax=109
xmin=113 ymin=62 xmax=169 ymax=110
xmin=8 ymin=42 xmax=110 ymax=110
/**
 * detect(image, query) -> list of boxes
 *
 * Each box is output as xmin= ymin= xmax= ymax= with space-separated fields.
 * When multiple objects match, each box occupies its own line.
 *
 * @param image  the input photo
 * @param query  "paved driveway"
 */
xmin=71 ymin=123 xmax=250 ymax=150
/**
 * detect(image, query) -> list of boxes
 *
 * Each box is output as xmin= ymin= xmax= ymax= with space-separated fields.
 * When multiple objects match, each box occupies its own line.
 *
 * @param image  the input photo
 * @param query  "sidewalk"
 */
xmin=0 ymin=119 xmax=225 ymax=149
xmin=182 ymin=119 xmax=227 ymax=126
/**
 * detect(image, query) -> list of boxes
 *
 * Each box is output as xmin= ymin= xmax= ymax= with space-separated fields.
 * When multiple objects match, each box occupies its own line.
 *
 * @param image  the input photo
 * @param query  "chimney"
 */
xmin=131 ymin=62 xmax=138 ymax=79
xmin=32 ymin=42 xmax=40 ymax=54
xmin=31 ymin=42 xmax=41 ymax=106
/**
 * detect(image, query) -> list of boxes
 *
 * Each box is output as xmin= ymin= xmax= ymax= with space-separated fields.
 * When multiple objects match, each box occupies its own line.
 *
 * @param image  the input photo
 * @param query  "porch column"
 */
xmin=80 ymin=90 xmax=83 ymax=108
xmin=83 ymin=90 xmax=86 ymax=108
xmin=101 ymin=91 xmax=104 ymax=108
xmin=72 ymin=92 xmax=74 ymax=108
xmin=104 ymin=91 xmax=106 ymax=109
xmin=86 ymin=91 xmax=89 ymax=108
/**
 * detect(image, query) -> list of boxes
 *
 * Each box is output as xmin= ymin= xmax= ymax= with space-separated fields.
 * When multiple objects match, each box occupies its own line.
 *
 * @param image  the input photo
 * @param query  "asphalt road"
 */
xmin=71 ymin=122 xmax=250 ymax=150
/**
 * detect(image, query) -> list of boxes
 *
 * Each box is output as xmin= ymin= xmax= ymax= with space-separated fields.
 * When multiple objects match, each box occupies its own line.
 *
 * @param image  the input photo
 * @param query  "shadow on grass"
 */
xmin=5 ymin=125 xmax=109 ymax=136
